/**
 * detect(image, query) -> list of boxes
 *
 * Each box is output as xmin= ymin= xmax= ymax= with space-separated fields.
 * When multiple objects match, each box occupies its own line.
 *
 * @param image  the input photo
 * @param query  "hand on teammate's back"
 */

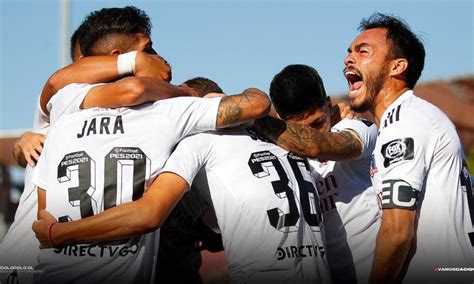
xmin=14 ymin=131 xmax=45 ymax=167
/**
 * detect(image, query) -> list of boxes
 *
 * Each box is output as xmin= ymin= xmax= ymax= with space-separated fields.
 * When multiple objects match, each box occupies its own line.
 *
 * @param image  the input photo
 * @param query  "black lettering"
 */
xmin=276 ymin=248 xmax=286 ymax=260
xmin=108 ymin=246 xmax=120 ymax=257
xmin=100 ymin=117 xmax=111 ymax=134
xmin=88 ymin=246 xmax=97 ymax=257
xmin=299 ymin=246 xmax=307 ymax=257
xmin=306 ymin=245 xmax=313 ymax=257
xmin=100 ymin=246 xmax=106 ymax=257
xmin=86 ymin=118 xmax=97 ymax=136
xmin=290 ymin=246 xmax=298 ymax=257
xmin=119 ymin=246 xmax=129 ymax=257
xmin=129 ymin=244 xmax=139 ymax=254
xmin=113 ymin=115 xmax=124 ymax=134
xmin=77 ymin=120 xmax=87 ymax=138
xmin=69 ymin=245 xmax=78 ymax=256
xmin=79 ymin=245 xmax=87 ymax=256
xmin=53 ymin=247 xmax=64 ymax=254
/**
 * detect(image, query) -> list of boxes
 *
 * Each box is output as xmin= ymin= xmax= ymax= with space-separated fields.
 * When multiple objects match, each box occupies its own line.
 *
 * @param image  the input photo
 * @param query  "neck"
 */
xmin=371 ymin=86 xmax=410 ymax=126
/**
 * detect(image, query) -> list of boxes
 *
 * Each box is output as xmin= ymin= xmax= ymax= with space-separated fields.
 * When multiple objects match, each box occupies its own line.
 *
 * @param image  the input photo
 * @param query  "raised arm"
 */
xmin=33 ymin=172 xmax=189 ymax=248
xmin=252 ymin=116 xmax=362 ymax=160
xmin=40 ymin=52 xmax=183 ymax=114
xmin=216 ymin=88 xmax=271 ymax=128
xmin=81 ymin=77 xmax=190 ymax=109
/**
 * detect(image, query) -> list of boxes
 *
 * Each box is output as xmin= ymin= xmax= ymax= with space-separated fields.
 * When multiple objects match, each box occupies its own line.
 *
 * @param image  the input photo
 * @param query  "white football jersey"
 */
xmin=162 ymin=128 xmax=332 ymax=284
xmin=371 ymin=90 xmax=474 ymax=283
xmin=310 ymin=118 xmax=380 ymax=284
xmin=32 ymin=87 xmax=221 ymax=283
xmin=0 ymin=84 xmax=103 ymax=283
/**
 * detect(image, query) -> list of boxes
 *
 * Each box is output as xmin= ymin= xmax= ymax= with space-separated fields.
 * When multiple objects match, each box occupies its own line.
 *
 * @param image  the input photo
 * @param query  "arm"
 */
xmin=81 ymin=77 xmax=191 ymax=109
xmin=369 ymin=208 xmax=416 ymax=283
xmin=216 ymin=88 xmax=271 ymax=128
xmin=13 ymin=131 xmax=45 ymax=167
xmin=41 ymin=52 xmax=183 ymax=113
xmin=252 ymin=116 xmax=362 ymax=160
xmin=33 ymin=173 xmax=188 ymax=248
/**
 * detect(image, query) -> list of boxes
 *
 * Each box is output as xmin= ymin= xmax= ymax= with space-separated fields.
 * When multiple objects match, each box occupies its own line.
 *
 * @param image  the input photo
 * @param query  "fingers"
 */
xmin=19 ymin=132 xmax=45 ymax=167
xmin=39 ymin=209 xmax=57 ymax=222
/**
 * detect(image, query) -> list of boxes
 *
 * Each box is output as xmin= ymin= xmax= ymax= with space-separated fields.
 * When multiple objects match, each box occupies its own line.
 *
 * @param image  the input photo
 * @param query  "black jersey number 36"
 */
xmin=57 ymin=147 xmax=149 ymax=221
xmin=248 ymin=151 xmax=321 ymax=232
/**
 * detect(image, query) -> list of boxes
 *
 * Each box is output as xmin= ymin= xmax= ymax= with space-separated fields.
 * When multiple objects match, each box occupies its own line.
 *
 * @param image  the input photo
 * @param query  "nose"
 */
xmin=344 ymin=52 xmax=354 ymax=66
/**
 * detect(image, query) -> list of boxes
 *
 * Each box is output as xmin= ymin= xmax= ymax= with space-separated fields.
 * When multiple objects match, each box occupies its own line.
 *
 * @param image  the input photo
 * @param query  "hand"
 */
xmin=178 ymin=84 xmax=200 ymax=97
xmin=33 ymin=210 xmax=58 ymax=249
xmin=14 ymin=131 xmax=45 ymax=167
xmin=134 ymin=52 xmax=172 ymax=82
xmin=336 ymin=102 xmax=357 ymax=119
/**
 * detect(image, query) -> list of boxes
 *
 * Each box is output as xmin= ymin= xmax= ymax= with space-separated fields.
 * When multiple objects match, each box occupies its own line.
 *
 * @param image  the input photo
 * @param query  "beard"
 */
xmin=350 ymin=67 xmax=388 ymax=113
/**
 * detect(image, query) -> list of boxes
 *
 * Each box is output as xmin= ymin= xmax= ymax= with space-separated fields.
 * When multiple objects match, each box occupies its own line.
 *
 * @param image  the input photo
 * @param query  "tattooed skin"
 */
xmin=216 ymin=88 xmax=270 ymax=128
xmin=253 ymin=116 xmax=362 ymax=160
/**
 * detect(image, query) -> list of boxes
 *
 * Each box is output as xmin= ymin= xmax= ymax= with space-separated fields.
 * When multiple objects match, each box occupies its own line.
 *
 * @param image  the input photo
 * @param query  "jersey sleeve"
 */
xmin=160 ymin=133 xmax=214 ymax=189
xmin=48 ymin=83 xmax=100 ymax=125
xmin=164 ymin=97 xmax=221 ymax=140
xmin=378 ymin=118 xmax=429 ymax=206
xmin=33 ymin=95 xmax=50 ymax=134
xmin=332 ymin=118 xmax=377 ymax=159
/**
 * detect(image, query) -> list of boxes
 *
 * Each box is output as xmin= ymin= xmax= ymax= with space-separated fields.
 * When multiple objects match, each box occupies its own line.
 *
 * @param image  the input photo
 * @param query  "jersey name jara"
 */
xmin=77 ymin=115 xmax=125 ymax=138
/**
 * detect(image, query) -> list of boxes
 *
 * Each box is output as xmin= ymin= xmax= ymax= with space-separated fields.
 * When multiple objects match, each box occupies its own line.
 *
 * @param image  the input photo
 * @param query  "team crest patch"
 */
xmin=381 ymin=138 xmax=414 ymax=167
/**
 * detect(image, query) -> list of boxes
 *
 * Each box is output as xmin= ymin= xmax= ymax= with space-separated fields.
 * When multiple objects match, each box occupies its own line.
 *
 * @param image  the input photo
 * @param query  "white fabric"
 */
xmin=371 ymin=90 xmax=474 ymax=283
xmin=310 ymin=118 xmax=380 ymax=284
xmin=0 ymin=96 xmax=50 ymax=283
xmin=31 ymin=93 xmax=220 ymax=283
xmin=162 ymin=128 xmax=332 ymax=284
xmin=0 ymin=84 xmax=103 ymax=282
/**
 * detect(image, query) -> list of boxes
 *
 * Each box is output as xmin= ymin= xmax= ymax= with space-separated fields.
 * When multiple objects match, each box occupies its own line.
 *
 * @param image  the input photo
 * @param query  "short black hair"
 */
xmin=359 ymin=13 xmax=425 ymax=89
xmin=78 ymin=6 xmax=152 ymax=56
xmin=270 ymin=64 xmax=327 ymax=120
xmin=70 ymin=25 xmax=85 ymax=61
xmin=183 ymin=77 xmax=223 ymax=97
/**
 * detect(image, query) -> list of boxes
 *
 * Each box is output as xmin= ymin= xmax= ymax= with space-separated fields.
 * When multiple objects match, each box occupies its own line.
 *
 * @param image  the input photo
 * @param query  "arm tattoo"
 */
xmin=216 ymin=89 xmax=269 ymax=128
xmin=253 ymin=117 xmax=362 ymax=160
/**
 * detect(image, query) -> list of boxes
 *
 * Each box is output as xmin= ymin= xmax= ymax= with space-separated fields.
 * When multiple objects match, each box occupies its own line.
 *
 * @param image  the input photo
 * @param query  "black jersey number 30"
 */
xmin=57 ymin=147 xmax=148 ymax=221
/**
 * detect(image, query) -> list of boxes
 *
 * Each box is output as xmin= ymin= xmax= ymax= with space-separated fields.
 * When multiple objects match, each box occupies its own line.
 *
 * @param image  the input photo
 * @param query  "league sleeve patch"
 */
xmin=381 ymin=137 xmax=414 ymax=167
xmin=382 ymin=179 xmax=419 ymax=210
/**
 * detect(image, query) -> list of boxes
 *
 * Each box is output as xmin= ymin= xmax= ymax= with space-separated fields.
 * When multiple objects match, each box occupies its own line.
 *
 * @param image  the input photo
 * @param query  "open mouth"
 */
xmin=344 ymin=68 xmax=363 ymax=95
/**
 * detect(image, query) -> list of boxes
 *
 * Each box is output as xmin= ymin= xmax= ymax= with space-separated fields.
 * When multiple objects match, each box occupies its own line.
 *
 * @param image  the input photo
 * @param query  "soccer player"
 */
xmin=155 ymin=77 xmax=225 ymax=284
xmin=1 ymin=6 xmax=210 ymax=283
xmin=252 ymin=64 xmax=379 ymax=283
xmin=343 ymin=13 xmax=474 ymax=283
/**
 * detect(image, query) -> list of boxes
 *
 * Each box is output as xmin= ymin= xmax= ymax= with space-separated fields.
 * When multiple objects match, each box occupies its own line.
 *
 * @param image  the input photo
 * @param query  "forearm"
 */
xmin=41 ymin=56 xmax=120 ymax=112
xmin=253 ymin=117 xmax=361 ymax=160
xmin=51 ymin=200 xmax=156 ymax=246
xmin=82 ymin=77 xmax=191 ymax=109
xmin=216 ymin=88 xmax=271 ymax=128
xmin=370 ymin=229 xmax=414 ymax=283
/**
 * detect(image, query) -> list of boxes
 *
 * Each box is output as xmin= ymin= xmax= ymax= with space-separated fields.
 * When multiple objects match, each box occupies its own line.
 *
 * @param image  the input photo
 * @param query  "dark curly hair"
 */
xmin=78 ymin=6 xmax=152 ymax=56
xmin=359 ymin=13 xmax=425 ymax=89
xmin=270 ymin=64 xmax=327 ymax=120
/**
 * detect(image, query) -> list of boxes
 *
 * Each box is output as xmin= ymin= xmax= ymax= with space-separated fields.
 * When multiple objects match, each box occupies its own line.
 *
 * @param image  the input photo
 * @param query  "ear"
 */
xmin=390 ymin=58 xmax=408 ymax=76
xmin=327 ymin=96 xmax=333 ymax=108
